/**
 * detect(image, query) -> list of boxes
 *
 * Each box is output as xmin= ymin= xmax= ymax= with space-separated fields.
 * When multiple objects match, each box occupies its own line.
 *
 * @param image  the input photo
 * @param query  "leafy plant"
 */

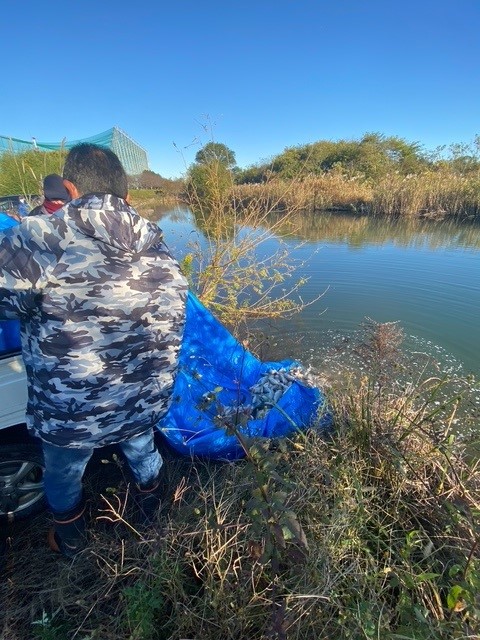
xmin=31 ymin=610 xmax=72 ymax=640
xmin=123 ymin=580 xmax=166 ymax=640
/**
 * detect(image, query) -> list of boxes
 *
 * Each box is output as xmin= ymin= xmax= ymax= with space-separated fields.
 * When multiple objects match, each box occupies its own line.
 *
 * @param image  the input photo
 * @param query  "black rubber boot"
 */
xmin=48 ymin=498 xmax=87 ymax=559
xmin=135 ymin=473 xmax=164 ymax=527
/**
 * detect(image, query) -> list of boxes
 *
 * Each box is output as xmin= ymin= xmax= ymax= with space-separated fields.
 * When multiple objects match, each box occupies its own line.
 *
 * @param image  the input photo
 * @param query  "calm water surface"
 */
xmin=157 ymin=207 xmax=480 ymax=379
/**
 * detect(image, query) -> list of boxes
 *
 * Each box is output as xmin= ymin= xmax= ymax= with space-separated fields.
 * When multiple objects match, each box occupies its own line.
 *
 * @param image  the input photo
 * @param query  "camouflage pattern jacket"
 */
xmin=0 ymin=194 xmax=188 ymax=448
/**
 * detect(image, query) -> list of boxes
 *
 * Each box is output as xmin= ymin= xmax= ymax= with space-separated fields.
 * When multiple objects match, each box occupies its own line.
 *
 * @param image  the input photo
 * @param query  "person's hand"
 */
xmin=6 ymin=211 xmax=22 ymax=222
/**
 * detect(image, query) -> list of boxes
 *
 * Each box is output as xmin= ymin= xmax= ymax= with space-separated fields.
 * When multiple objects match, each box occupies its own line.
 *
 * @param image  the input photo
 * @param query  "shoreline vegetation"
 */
xmin=2 ymin=132 xmax=480 ymax=220
xmin=230 ymin=168 xmax=480 ymax=220
xmin=1 ymin=136 xmax=479 ymax=638
xmin=229 ymin=133 xmax=480 ymax=220
xmin=186 ymin=133 xmax=480 ymax=220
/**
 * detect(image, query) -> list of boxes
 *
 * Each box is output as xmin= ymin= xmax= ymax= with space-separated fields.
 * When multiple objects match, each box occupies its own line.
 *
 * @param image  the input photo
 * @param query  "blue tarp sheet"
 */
xmin=0 ymin=319 xmax=21 ymax=356
xmin=158 ymin=292 xmax=331 ymax=459
xmin=0 ymin=214 xmax=331 ymax=458
xmin=0 ymin=212 xmax=20 ymax=230
xmin=0 ymin=214 xmax=23 ymax=356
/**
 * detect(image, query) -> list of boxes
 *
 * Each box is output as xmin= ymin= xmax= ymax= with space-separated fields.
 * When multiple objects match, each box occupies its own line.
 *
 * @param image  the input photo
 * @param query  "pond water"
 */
xmin=156 ymin=207 xmax=480 ymax=384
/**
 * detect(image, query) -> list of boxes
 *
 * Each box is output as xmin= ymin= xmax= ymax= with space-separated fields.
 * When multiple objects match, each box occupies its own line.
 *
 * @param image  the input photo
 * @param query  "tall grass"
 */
xmin=0 ymin=149 xmax=66 ymax=201
xmin=232 ymin=173 xmax=372 ymax=214
xmin=233 ymin=169 xmax=480 ymax=219
xmin=371 ymin=170 xmax=480 ymax=218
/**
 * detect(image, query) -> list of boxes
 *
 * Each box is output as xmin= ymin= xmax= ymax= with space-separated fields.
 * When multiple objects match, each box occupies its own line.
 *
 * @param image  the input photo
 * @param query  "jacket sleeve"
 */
xmin=0 ymin=218 xmax=67 ymax=319
xmin=27 ymin=204 xmax=44 ymax=217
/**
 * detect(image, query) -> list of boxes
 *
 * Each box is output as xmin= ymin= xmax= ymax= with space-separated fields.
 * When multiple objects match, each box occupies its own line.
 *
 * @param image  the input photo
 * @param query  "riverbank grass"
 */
xmin=232 ymin=169 xmax=480 ymax=219
xmin=117 ymin=339 xmax=480 ymax=640
xmin=3 ymin=323 xmax=478 ymax=640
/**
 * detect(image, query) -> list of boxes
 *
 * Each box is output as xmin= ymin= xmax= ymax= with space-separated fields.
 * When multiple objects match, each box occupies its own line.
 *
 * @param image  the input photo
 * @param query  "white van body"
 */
xmin=0 ymin=351 xmax=45 ymax=521
xmin=0 ymin=214 xmax=46 ymax=521
xmin=0 ymin=353 xmax=27 ymax=430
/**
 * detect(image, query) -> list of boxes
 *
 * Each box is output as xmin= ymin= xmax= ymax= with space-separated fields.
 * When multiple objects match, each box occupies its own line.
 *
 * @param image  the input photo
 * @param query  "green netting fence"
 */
xmin=0 ymin=127 xmax=148 ymax=175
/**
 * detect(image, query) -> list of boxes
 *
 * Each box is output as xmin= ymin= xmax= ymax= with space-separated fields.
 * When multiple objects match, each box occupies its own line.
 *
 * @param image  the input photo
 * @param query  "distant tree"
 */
xmin=357 ymin=133 xmax=428 ymax=176
xmin=128 ymin=174 xmax=140 ymax=189
xmin=138 ymin=170 xmax=165 ymax=189
xmin=195 ymin=142 xmax=237 ymax=169
xmin=447 ymin=155 xmax=480 ymax=174
xmin=253 ymin=133 xmax=429 ymax=181
xmin=443 ymin=140 xmax=480 ymax=174
xmin=235 ymin=162 xmax=273 ymax=184
xmin=271 ymin=143 xmax=335 ymax=179
xmin=187 ymin=142 xmax=237 ymax=208
xmin=128 ymin=170 xmax=185 ymax=196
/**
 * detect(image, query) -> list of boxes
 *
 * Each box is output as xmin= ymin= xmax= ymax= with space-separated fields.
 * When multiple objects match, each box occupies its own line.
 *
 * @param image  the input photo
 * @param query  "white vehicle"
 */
xmin=0 ymin=212 xmax=45 ymax=522
xmin=0 ymin=343 xmax=45 ymax=522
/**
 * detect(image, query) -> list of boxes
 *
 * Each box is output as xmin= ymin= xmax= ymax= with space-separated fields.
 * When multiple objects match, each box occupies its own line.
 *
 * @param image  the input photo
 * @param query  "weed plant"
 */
xmin=184 ymin=160 xmax=324 ymax=331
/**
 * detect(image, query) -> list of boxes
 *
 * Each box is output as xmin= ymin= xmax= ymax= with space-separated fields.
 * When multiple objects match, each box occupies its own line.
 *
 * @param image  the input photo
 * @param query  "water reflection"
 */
xmin=154 ymin=205 xmax=480 ymax=252
xmin=153 ymin=206 xmax=480 ymax=381
xmin=266 ymin=210 xmax=480 ymax=251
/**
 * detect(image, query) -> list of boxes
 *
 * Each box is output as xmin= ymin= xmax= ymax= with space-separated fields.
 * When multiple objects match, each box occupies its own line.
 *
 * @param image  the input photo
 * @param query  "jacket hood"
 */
xmin=63 ymin=193 xmax=163 ymax=253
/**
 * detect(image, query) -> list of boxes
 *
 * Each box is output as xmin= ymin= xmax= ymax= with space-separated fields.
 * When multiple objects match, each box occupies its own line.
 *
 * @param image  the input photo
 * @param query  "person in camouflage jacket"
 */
xmin=0 ymin=144 xmax=188 ymax=557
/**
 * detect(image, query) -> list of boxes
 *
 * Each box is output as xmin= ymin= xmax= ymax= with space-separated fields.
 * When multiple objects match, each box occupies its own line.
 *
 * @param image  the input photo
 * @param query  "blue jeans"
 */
xmin=42 ymin=429 xmax=163 ymax=513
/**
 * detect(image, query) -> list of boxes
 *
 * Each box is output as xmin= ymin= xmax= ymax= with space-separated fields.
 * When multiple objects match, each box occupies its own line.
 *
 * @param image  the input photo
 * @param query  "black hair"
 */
xmin=63 ymin=143 xmax=128 ymax=199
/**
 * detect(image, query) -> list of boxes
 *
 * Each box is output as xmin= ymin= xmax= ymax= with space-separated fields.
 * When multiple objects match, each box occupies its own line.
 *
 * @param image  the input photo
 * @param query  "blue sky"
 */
xmin=2 ymin=0 xmax=479 ymax=178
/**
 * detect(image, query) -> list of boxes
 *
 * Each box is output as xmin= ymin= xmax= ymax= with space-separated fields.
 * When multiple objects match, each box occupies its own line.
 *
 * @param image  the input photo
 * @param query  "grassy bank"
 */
xmin=2 ymin=323 xmax=478 ymax=640
xmin=128 ymin=189 xmax=180 ymax=220
xmin=231 ymin=169 xmax=480 ymax=220
xmin=135 ymin=168 xmax=480 ymax=221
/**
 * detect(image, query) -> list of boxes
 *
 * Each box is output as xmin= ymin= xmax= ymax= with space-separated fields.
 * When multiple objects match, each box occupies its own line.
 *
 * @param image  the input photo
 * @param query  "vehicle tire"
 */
xmin=0 ymin=443 xmax=46 ymax=522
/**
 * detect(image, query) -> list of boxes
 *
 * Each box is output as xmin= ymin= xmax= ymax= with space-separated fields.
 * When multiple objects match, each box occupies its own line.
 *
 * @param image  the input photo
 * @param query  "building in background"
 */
xmin=0 ymin=127 xmax=149 ymax=176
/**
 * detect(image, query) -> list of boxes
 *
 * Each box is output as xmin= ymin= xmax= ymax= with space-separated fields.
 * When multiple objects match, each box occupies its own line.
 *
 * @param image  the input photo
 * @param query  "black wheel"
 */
xmin=0 ymin=443 xmax=46 ymax=521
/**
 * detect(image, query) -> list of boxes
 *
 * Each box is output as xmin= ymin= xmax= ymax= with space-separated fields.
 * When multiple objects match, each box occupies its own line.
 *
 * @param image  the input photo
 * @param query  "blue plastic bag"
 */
xmin=0 ymin=320 xmax=21 ymax=356
xmin=0 ymin=212 xmax=20 ymax=231
xmin=159 ymin=293 xmax=332 ymax=459
xmin=0 ymin=214 xmax=23 ymax=355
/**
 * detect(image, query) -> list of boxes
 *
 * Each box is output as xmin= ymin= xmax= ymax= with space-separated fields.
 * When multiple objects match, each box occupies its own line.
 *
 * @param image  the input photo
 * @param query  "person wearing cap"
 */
xmin=28 ymin=174 xmax=70 ymax=216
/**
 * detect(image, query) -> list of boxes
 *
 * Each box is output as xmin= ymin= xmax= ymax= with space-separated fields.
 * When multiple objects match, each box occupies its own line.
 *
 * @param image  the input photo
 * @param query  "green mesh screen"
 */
xmin=0 ymin=127 xmax=148 ymax=175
